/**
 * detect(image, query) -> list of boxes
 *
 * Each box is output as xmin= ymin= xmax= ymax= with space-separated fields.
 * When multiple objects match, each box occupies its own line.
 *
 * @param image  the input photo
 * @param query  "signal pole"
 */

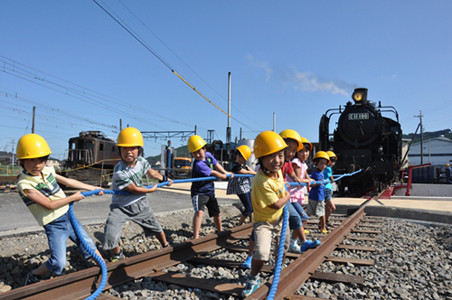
xmin=415 ymin=110 xmax=424 ymax=164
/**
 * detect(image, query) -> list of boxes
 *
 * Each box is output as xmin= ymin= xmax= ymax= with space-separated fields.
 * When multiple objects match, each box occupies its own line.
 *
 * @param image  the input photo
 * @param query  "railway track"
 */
xmin=0 ymin=196 xmax=384 ymax=300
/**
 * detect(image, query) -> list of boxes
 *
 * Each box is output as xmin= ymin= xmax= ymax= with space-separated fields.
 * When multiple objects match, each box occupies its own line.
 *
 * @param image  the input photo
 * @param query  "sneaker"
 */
xmin=24 ymin=272 xmax=41 ymax=286
xmin=320 ymin=228 xmax=328 ymax=234
xmin=302 ymin=240 xmax=321 ymax=250
xmin=304 ymin=229 xmax=310 ymax=234
xmin=242 ymin=275 xmax=260 ymax=297
xmin=289 ymin=243 xmax=302 ymax=253
xmin=111 ymin=251 xmax=125 ymax=262
xmin=241 ymin=256 xmax=252 ymax=269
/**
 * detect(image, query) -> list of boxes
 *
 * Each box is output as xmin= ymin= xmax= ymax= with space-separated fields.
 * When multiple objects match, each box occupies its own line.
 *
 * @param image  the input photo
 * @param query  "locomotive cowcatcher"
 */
xmin=319 ymin=88 xmax=403 ymax=195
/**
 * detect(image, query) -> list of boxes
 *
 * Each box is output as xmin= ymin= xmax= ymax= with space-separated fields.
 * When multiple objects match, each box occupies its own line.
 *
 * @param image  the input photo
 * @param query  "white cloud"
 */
xmin=247 ymin=55 xmax=350 ymax=96
xmin=247 ymin=54 xmax=273 ymax=82
xmin=289 ymin=69 xmax=349 ymax=96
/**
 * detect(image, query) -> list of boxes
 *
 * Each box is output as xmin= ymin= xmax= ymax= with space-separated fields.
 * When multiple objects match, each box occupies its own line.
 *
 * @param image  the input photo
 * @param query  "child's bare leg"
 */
xmin=250 ymin=259 xmax=264 ymax=277
xmin=155 ymin=231 xmax=168 ymax=247
xmin=94 ymin=249 xmax=104 ymax=260
xmin=319 ymin=216 xmax=326 ymax=231
xmin=111 ymin=245 xmax=121 ymax=255
xmin=213 ymin=213 xmax=223 ymax=232
xmin=193 ymin=210 xmax=204 ymax=239
xmin=238 ymin=214 xmax=247 ymax=226
xmin=325 ymin=200 xmax=336 ymax=225
xmin=292 ymin=227 xmax=307 ymax=243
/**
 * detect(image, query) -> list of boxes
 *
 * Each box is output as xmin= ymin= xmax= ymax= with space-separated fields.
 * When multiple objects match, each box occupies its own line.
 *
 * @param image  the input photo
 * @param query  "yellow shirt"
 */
xmin=251 ymin=170 xmax=287 ymax=223
xmin=17 ymin=166 xmax=68 ymax=226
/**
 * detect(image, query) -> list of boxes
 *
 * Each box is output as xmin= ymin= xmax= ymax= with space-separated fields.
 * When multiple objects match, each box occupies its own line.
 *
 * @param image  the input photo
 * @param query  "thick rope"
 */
xmin=68 ymin=171 xmax=359 ymax=299
xmin=68 ymin=202 xmax=107 ymax=300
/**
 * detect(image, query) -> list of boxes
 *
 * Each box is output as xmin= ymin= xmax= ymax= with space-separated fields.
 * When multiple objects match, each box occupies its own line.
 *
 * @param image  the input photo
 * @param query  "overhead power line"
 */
xmin=93 ymin=0 xmax=231 ymax=119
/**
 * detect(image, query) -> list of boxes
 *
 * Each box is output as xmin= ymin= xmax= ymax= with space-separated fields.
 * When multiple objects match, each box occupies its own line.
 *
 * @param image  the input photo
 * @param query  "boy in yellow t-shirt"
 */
xmin=242 ymin=131 xmax=291 ymax=298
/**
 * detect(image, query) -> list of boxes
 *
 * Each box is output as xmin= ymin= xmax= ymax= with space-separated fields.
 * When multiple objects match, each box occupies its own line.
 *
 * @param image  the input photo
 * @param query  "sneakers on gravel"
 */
xmin=242 ymin=275 xmax=260 ymax=297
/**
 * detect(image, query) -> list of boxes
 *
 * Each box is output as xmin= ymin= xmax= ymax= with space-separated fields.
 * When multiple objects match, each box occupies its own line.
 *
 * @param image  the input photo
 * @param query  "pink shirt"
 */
xmin=288 ymin=158 xmax=307 ymax=204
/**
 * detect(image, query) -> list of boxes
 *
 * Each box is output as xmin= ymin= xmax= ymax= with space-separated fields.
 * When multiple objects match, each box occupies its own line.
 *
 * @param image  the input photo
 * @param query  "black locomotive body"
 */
xmin=319 ymin=88 xmax=402 ymax=195
xmin=63 ymin=131 xmax=120 ymax=186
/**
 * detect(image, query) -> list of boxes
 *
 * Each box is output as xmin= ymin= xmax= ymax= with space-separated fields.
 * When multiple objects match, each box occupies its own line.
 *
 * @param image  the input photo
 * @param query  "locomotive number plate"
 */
xmin=348 ymin=113 xmax=369 ymax=120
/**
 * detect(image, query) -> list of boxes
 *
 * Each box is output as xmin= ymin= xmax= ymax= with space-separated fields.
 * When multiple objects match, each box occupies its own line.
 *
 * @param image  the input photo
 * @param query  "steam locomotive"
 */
xmin=319 ymin=88 xmax=403 ymax=195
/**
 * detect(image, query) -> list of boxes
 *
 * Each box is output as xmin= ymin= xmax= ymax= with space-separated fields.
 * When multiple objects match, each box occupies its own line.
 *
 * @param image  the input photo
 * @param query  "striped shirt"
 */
xmin=111 ymin=156 xmax=151 ymax=207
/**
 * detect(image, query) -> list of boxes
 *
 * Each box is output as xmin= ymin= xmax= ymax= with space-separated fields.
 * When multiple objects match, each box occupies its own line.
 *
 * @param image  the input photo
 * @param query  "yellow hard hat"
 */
xmin=279 ymin=129 xmax=303 ymax=151
xmin=16 ymin=133 xmax=52 ymax=159
xmin=447 ymin=163 xmax=450 ymax=167
xmin=300 ymin=137 xmax=312 ymax=151
xmin=187 ymin=135 xmax=207 ymax=153
xmin=237 ymin=145 xmax=252 ymax=161
xmin=326 ymin=151 xmax=337 ymax=159
xmin=254 ymin=131 xmax=287 ymax=159
xmin=117 ymin=127 xmax=144 ymax=147
xmin=313 ymin=151 xmax=330 ymax=162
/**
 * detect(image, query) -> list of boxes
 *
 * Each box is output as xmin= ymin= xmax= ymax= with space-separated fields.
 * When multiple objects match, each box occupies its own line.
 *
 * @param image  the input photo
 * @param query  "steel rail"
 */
xmin=0 ymin=224 xmax=252 ymax=300
xmin=248 ymin=198 xmax=374 ymax=300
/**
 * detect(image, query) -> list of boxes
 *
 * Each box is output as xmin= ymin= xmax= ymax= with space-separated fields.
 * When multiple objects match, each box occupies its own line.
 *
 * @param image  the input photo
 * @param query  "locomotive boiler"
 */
xmin=319 ymin=88 xmax=403 ymax=195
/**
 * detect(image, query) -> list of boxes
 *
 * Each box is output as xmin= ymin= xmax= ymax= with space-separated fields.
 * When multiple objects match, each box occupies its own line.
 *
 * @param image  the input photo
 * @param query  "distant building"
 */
xmin=408 ymin=136 xmax=452 ymax=166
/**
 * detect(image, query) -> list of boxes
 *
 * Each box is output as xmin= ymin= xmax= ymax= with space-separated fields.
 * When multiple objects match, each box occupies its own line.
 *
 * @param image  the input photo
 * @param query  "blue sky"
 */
xmin=1 ymin=1 xmax=451 ymax=160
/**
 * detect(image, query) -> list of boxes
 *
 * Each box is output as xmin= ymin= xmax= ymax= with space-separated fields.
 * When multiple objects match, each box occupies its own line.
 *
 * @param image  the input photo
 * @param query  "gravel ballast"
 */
xmin=0 ymin=205 xmax=451 ymax=299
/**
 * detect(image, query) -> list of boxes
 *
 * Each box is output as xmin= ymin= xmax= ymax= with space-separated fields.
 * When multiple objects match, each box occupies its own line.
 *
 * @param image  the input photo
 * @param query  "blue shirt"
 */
xmin=323 ymin=166 xmax=333 ymax=190
xmin=309 ymin=170 xmax=325 ymax=201
xmin=191 ymin=152 xmax=218 ymax=196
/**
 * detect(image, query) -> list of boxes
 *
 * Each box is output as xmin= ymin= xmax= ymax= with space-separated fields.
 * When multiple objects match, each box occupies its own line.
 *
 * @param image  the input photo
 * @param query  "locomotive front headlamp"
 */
xmin=353 ymin=92 xmax=363 ymax=102
xmin=352 ymin=88 xmax=368 ymax=103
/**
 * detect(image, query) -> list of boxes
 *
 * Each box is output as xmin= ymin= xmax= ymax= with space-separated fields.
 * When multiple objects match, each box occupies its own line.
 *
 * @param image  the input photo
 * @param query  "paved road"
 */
xmin=0 ymin=183 xmax=237 ymax=236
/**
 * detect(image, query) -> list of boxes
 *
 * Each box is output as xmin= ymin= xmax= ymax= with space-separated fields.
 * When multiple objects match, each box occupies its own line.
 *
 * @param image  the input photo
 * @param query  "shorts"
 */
xmin=44 ymin=211 xmax=97 ymax=275
xmin=103 ymin=198 xmax=163 ymax=250
xmin=306 ymin=199 xmax=325 ymax=217
xmin=325 ymin=189 xmax=333 ymax=202
xmin=192 ymin=194 xmax=220 ymax=217
xmin=238 ymin=192 xmax=253 ymax=217
xmin=253 ymin=216 xmax=290 ymax=261
xmin=291 ymin=201 xmax=309 ymax=222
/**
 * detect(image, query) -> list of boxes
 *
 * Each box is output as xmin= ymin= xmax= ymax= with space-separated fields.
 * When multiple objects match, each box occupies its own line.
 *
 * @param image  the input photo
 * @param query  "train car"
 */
xmin=319 ymin=88 xmax=403 ymax=195
xmin=63 ymin=131 xmax=120 ymax=186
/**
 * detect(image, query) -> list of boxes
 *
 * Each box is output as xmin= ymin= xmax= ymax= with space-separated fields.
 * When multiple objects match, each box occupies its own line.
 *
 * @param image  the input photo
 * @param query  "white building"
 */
xmin=408 ymin=136 xmax=452 ymax=166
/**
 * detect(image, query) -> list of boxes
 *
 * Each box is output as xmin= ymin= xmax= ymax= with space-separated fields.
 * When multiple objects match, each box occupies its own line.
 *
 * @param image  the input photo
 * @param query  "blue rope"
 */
xmin=69 ymin=171 xmax=359 ymax=299
xmin=68 ymin=201 xmax=107 ymax=300
xmin=266 ymin=203 xmax=288 ymax=300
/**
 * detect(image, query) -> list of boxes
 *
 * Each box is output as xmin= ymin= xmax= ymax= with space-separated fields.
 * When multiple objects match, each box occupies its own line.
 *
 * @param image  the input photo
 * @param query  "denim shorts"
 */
xmin=287 ymin=202 xmax=303 ymax=230
xmin=44 ymin=211 xmax=97 ymax=275
xmin=291 ymin=201 xmax=309 ymax=222
xmin=325 ymin=188 xmax=333 ymax=202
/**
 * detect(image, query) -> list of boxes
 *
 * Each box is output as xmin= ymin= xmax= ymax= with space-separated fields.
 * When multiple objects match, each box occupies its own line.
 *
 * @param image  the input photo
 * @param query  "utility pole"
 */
xmin=415 ymin=110 xmax=424 ymax=164
xmin=273 ymin=112 xmax=276 ymax=131
xmin=226 ymin=72 xmax=232 ymax=156
xmin=32 ymin=106 xmax=36 ymax=133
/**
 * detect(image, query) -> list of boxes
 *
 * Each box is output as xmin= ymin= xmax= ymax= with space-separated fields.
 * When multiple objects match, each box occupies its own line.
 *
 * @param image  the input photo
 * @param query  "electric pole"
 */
xmin=414 ymin=110 xmax=424 ymax=164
